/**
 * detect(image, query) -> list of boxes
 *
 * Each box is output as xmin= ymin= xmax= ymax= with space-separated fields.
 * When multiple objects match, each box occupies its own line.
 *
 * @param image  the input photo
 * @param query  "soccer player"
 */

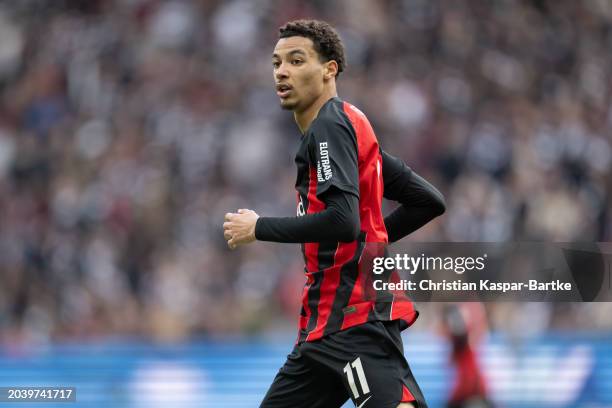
xmin=223 ymin=20 xmax=445 ymax=408
xmin=442 ymin=304 xmax=492 ymax=408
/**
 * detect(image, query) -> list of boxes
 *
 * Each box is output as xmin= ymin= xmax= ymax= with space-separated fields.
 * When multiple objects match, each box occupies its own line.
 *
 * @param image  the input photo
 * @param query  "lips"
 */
xmin=276 ymin=83 xmax=292 ymax=98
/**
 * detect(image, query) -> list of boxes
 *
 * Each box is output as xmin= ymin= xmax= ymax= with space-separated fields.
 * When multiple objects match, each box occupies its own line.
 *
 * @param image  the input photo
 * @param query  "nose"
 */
xmin=275 ymin=62 xmax=289 ymax=80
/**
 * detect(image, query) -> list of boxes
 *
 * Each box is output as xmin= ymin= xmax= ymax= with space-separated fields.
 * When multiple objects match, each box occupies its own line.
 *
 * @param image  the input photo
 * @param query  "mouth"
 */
xmin=276 ymin=83 xmax=292 ymax=99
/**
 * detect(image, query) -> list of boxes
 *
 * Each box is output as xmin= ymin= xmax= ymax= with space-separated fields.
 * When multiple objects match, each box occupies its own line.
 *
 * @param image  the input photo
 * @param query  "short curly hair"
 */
xmin=279 ymin=20 xmax=346 ymax=77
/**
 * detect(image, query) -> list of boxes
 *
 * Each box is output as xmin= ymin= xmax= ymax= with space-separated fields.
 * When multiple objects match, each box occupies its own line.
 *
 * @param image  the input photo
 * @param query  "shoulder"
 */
xmin=309 ymin=98 xmax=356 ymax=137
xmin=319 ymin=97 xmax=368 ymax=123
xmin=341 ymin=101 xmax=368 ymax=121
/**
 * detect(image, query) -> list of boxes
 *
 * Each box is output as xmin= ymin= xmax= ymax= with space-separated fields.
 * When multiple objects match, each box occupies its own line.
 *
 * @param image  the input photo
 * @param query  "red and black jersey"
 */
xmin=293 ymin=97 xmax=418 ymax=343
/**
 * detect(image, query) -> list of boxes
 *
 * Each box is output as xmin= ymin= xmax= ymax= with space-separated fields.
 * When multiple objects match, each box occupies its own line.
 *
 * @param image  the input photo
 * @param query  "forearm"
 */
xmin=385 ymin=205 xmax=443 ymax=243
xmin=256 ymin=212 xmax=352 ymax=243
xmin=255 ymin=189 xmax=360 ymax=243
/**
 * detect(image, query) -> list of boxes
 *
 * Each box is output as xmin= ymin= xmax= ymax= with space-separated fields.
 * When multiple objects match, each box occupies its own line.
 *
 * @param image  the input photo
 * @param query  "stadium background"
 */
xmin=0 ymin=0 xmax=611 ymax=406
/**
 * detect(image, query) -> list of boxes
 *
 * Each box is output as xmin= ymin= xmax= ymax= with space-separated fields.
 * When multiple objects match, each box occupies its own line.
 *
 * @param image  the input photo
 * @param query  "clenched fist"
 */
xmin=223 ymin=209 xmax=259 ymax=250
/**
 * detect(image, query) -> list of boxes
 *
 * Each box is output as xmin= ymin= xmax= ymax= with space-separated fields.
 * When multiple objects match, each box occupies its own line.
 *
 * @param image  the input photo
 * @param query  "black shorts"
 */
xmin=260 ymin=320 xmax=427 ymax=408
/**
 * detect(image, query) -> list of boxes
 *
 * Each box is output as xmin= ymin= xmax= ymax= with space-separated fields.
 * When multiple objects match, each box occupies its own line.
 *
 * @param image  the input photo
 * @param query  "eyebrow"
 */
xmin=272 ymin=49 xmax=308 ymax=59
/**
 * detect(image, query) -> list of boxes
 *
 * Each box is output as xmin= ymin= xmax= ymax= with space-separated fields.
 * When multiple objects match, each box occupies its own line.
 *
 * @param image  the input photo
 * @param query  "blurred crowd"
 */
xmin=0 ymin=0 xmax=611 ymax=345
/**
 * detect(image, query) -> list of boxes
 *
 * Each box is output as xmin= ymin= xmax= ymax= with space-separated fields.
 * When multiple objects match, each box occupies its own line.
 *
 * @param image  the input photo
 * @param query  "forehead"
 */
xmin=273 ymin=36 xmax=317 ymax=57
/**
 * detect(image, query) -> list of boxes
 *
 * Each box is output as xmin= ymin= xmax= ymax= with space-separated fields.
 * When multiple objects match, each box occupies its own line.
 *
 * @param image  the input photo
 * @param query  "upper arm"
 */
xmin=308 ymin=117 xmax=359 ymax=199
xmin=381 ymin=149 xmax=413 ymax=202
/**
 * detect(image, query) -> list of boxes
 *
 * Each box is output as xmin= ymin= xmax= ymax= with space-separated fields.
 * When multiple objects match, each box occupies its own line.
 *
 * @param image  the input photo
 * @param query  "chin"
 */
xmin=280 ymin=100 xmax=298 ymax=111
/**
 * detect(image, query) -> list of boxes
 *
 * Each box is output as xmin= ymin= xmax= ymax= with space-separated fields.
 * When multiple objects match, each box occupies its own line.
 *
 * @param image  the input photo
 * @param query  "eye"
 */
xmin=291 ymin=59 xmax=303 ymax=65
xmin=272 ymin=61 xmax=280 ymax=68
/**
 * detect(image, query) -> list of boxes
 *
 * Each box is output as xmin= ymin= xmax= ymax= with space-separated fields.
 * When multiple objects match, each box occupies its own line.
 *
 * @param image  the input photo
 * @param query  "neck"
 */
xmin=294 ymin=86 xmax=337 ymax=133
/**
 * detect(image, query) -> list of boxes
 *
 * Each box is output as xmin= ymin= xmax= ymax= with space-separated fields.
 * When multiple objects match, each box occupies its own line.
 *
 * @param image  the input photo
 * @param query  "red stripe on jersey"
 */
xmin=304 ymin=165 xmax=325 ymax=272
xmin=306 ymin=241 xmax=357 ymax=341
xmin=402 ymin=384 xmax=416 ymax=402
xmin=342 ymin=102 xmax=387 ymax=244
xmin=298 ymin=276 xmax=312 ymax=334
xmin=340 ymin=302 xmax=371 ymax=330
xmin=391 ymin=299 xmax=418 ymax=323
xmin=340 ymin=240 xmax=371 ymax=330
xmin=389 ymin=268 xmax=418 ymax=322
xmin=298 ymin=165 xmax=326 ymax=341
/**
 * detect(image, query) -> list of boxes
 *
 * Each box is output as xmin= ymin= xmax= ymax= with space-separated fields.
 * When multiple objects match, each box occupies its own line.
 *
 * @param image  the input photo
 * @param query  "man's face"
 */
xmin=272 ymin=36 xmax=327 ymax=113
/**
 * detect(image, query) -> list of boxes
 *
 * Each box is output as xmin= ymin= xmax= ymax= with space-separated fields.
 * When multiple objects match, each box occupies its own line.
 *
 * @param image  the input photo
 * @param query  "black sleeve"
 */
xmin=255 ymin=187 xmax=360 ymax=243
xmin=309 ymin=117 xmax=359 ymax=198
xmin=382 ymin=150 xmax=446 ymax=242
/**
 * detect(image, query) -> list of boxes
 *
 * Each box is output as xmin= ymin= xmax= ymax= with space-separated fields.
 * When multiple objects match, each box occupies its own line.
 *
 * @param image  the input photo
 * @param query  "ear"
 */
xmin=323 ymin=60 xmax=338 ymax=80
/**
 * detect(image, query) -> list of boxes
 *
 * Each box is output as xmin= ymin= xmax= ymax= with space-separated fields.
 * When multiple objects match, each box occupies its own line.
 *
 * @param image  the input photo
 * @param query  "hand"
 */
xmin=223 ymin=209 xmax=259 ymax=250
